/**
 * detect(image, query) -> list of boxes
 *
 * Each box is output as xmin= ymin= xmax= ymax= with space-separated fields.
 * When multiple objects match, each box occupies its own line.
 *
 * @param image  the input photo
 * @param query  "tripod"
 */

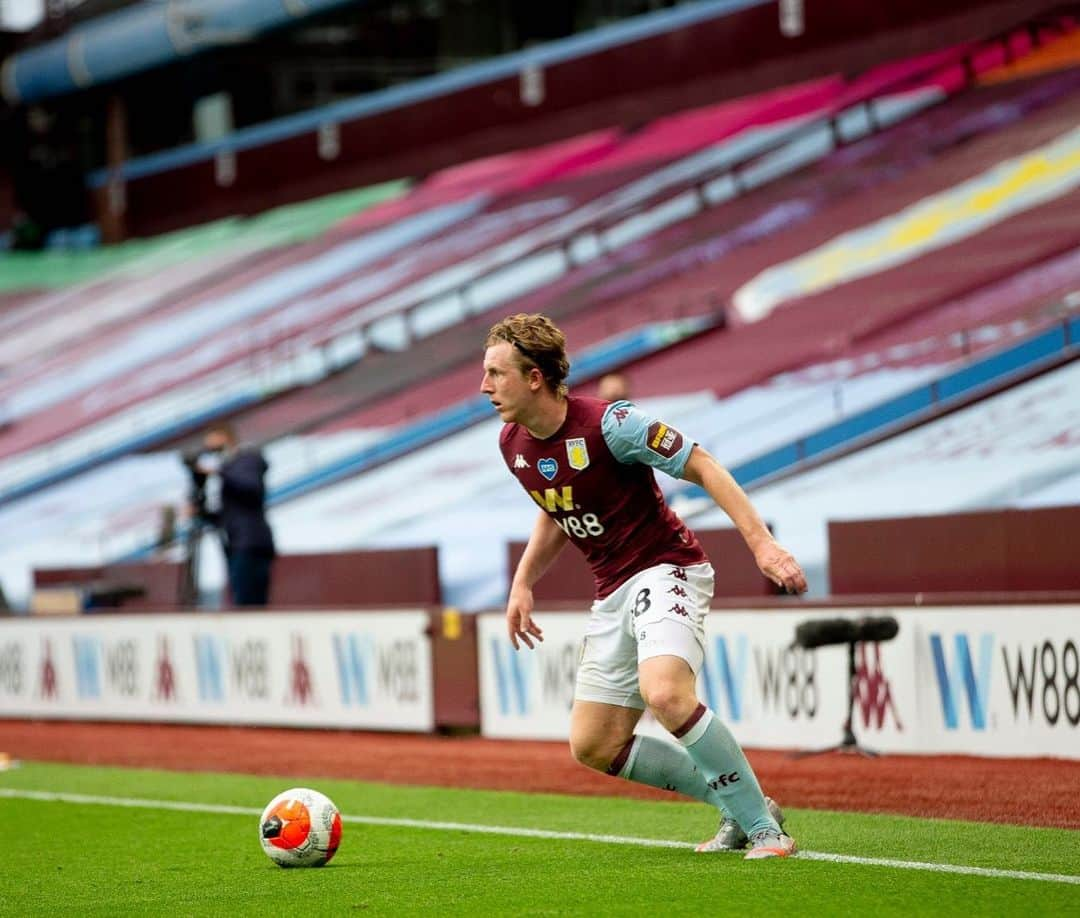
xmin=790 ymin=615 xmax=899 ymax=759
xmin=178 ymin=517 xmax=208 ymax=608
xmin=793 ymin=639 xmax=878 ymax=759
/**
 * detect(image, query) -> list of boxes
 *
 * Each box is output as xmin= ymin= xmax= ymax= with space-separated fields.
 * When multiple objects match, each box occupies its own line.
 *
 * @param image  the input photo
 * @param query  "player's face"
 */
xmin=481 ymin=342 xmax=535 ymax=423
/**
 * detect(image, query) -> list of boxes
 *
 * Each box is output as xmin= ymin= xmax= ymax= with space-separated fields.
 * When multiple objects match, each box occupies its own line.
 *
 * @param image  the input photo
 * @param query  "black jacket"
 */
xmin=217 ymin=448 xmax=276 ymax=556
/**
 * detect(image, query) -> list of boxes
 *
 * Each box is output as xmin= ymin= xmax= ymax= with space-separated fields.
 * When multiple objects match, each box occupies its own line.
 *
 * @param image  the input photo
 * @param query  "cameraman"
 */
xmin=188 ymin=423 xmax=276 ymax=607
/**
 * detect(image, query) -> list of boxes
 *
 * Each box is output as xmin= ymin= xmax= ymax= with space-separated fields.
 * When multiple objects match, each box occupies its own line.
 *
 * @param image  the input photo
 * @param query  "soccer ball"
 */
xmin=259 ymin=787 xmax=343 ymax=868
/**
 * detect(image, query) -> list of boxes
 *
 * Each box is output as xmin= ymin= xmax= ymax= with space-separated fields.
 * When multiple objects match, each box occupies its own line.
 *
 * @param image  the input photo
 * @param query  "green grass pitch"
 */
xmin=2 ymin=762 xmax=1078 ymax=916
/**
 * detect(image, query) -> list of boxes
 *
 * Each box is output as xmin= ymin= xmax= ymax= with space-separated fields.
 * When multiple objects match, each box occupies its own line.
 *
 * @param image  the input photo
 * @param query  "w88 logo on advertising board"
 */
xmin=931 ymin=629 xmax=1080 ymax=731
xmin=698 ymin=614 xmax=855 ymax=750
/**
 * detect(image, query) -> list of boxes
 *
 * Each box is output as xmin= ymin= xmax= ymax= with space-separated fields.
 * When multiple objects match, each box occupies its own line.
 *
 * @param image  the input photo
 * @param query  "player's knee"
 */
xmin=642 ymin=682 xmax=696 ymax=731
xmin=569 ymin=733 xmax=616 ymax=772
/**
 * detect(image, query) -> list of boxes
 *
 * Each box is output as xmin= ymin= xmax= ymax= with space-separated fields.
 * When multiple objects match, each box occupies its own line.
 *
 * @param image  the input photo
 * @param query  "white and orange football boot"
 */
xmin=744 ymin=829 xmax=797 ymax=860
xmin=695 ymin=796 xmax=785 ymax=853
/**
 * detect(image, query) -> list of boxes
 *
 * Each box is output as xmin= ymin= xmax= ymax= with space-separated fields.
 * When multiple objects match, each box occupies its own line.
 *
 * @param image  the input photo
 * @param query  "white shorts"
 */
xmin=574 ymin=561 xmax=714 ymax=710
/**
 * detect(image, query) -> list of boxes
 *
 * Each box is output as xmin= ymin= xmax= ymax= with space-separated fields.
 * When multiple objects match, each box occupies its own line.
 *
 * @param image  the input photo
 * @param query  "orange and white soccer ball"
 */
xmin=259 ymin=787 xmax=343 ymax=868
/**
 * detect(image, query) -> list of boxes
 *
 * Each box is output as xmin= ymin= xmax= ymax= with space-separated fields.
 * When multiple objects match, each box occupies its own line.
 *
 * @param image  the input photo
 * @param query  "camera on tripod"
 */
xmin=177 ymin=447 xmax=224 ymax=608
xmin=181 ymin=448 xmax=223 ymax=521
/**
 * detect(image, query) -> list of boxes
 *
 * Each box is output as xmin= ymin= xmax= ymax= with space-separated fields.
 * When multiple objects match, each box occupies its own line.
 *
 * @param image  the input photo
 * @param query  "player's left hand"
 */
xmin=755 ymin=541 xmax=808 ymax=595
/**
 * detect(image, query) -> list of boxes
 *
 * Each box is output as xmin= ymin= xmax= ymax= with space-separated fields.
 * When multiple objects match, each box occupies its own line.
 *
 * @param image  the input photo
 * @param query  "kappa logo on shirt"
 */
xmin=646 ymin=421 xmax=683 ymax=458
xmin=513 ymin=454 xmax=530 ymax=469
xmin=613 ymin=407 xmax=630 ymax=425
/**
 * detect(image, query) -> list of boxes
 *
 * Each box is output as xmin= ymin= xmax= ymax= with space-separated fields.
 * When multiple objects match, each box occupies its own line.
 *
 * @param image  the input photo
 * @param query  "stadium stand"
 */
xmin=0 ymin=5 xmax=1077 ymax=613
xmin=44 ymin=0 xmax=1057 ymax=238
xmin=692 ymin=358 xmax=1080 ymax=593
xmin=0 ymin=17 xmax=1071 ymax=514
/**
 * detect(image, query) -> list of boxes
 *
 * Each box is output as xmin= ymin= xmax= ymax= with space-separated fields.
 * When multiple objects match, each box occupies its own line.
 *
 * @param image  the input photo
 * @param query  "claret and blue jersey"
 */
xmin=499 ymin=396 xmax=706 ymax=597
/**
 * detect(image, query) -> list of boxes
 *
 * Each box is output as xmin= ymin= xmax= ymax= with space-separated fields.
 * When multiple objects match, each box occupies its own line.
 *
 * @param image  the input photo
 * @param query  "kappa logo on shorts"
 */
xmin=646 ymin=421 xmax=684 ymax=458
xmin=668 ymin=585 xmax=688 ymax=598
xmin=670 ymin=568 xmax=688 ymax=582
xmin=537 ymin=457 xmax=558 ymax=480
xmin=669 ymin=604 xmax=690 ymax=618
xmin=565 ymin=437 xmax=589 ymax=471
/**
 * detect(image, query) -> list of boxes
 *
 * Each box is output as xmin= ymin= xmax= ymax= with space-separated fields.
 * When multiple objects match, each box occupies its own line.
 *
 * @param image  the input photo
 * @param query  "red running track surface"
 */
xmin=1 ymin=720 xmax=1077 ymax=829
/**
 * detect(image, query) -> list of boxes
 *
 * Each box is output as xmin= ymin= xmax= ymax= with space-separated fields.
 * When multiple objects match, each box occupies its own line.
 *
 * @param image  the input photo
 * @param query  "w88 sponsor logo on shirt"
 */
xmin=554 ymin=513 xmax=605 ymax=539
xmin=529 ymin=485 xmax=606 ymax=539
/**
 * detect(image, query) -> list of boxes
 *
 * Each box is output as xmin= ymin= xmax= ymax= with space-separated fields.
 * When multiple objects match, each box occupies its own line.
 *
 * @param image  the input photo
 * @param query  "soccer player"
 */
xmin=482 ymin=313 xmax=807 ymax=859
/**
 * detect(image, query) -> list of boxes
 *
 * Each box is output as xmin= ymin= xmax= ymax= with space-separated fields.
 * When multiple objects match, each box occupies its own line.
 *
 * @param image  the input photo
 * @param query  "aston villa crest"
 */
xmin=566 ymin=437 xmax=590 ymax=471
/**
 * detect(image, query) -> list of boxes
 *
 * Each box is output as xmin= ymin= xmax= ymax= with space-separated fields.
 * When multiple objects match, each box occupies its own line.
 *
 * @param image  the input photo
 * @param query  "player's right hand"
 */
xmin=506 ymin=586 xmax=544 ymax=651
xmin=754 ymin=540 xmax=808 ymax=595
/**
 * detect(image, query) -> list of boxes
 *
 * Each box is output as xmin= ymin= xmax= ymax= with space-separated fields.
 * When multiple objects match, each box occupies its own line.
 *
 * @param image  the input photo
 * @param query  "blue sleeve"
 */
xmin=601 ymin=401 xmax=695 ymax=478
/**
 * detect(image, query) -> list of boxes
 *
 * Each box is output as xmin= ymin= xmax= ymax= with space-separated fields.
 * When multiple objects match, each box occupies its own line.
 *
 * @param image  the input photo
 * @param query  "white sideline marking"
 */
xmin=3 ymin=788 xmax=1078 ymax=886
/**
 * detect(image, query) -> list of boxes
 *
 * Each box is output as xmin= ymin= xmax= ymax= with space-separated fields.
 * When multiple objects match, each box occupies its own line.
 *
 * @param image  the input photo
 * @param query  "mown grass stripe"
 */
xmin=3 ymin=787 xmax=1077 ymax=886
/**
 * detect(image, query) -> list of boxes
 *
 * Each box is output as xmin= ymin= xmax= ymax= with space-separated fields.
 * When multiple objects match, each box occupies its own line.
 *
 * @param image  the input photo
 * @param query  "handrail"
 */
xmin=269 ymin=314 xmax=719 ymax=505
xmin=671 ymin=305 xmax=1080 ymax=515
xmin=115 ymin=315 xmax=720 ymax=561
xmin=81 ymin=0 xmax=773 ymax=184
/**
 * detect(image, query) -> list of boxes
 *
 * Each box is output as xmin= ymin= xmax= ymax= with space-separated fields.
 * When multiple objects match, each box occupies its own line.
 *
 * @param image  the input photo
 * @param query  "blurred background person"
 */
xmin=189 ymin=423 xmax=276 ymax=607
xmin=597 ymin=372 xmax=631 ymax=402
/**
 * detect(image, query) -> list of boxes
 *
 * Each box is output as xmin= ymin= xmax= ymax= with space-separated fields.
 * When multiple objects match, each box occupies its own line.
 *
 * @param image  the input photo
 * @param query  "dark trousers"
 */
xmin=227 ymin=550 xmax=273 ymax=606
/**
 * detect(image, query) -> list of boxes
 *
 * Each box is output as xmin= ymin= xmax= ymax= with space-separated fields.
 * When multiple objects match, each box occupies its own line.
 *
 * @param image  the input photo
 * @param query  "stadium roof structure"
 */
xmin=1 ymin=0 xmax=368 ymax=104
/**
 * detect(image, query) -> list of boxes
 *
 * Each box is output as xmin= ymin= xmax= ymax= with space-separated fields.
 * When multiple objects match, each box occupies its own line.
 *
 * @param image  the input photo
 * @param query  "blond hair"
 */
xmin=486 ymin=314 xmax=570 ymax=398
